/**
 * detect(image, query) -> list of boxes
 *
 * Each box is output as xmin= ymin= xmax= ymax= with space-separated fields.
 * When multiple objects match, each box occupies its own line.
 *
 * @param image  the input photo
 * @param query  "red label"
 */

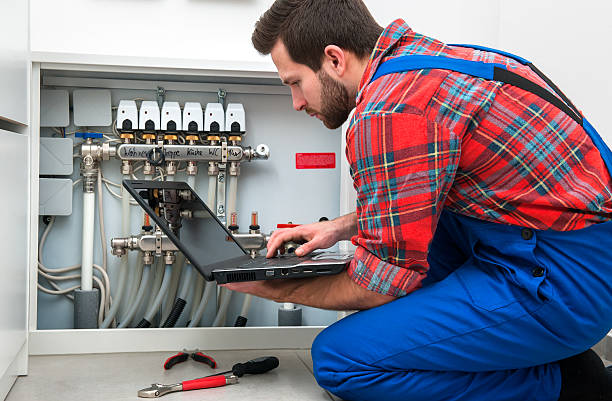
xmin=277 ymin=224 xmax=301 ymax=229
xmin=295 ymin=153 xmax=336 ymax=169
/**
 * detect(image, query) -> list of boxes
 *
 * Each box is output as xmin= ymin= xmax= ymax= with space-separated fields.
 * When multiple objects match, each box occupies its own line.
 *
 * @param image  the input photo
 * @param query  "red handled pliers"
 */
xmin=163 ymin=349 xmax=217 ymax=370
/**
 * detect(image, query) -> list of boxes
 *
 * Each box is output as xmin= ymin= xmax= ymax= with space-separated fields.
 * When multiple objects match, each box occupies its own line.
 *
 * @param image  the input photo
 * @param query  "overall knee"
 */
xmin=311 ymin=327 xmax=340 ymax=390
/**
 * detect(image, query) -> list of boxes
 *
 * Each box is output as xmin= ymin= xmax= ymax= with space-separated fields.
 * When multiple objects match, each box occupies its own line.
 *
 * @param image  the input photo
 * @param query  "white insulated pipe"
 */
xmin=81 ymin=191 xmax=96 ymax=291
xmin=144 ymin=264 xmax=173 ymax=323
xmin=118 ymin=264 xmax=152 ymax=329
xmin=241 ymin=295 xmax=253 ymax=318
xmin=188 ymin=281 xmax=215 ymax=327
xmin=212 ymin=174 xmax=239 ymax=326
xmin=207 ymin=175 xmax=216 ymax=209
xmin=100 ymin=185 xmax=131 ymax=328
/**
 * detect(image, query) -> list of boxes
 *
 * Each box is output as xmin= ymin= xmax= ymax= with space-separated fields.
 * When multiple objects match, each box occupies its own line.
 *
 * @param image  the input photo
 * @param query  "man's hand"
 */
xmin=266 ymin=212 xmax=357 ymax=258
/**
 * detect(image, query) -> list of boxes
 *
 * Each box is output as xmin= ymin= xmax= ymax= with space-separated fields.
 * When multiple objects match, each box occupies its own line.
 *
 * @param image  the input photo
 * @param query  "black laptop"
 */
xmin=123 ymin=180 xmax=352 ymax=284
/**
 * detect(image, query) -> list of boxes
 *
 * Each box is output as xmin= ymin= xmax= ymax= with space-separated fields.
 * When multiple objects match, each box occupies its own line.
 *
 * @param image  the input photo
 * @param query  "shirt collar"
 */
xmin=356 ymin=19 xmax=413 ymax=104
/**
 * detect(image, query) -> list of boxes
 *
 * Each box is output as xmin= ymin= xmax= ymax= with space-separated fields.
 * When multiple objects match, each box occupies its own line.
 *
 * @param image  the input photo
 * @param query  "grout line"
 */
xmin=294 ymin=351 xmax=314 ymax=375
xmin=293 ymin=351 xmax=338 ymax=401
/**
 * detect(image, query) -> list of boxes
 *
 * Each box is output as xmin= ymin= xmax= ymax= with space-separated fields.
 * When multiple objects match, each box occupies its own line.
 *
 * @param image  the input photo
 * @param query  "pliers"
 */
xmin=163 ymin=349 xmax=217 ymax=370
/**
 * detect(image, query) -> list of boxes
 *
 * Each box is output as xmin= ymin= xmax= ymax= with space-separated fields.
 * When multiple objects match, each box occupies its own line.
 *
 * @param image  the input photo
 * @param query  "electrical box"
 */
xmin=161 ymin=102 xmax=182 ymax=132
xmin=39 ymin=137 xmax=73 ymax=176
xmin=204 ymin=103 xmax=224 ymax=133
xmin=39 ymin=178 xmax=73 ymax=216
xmin=183 ymin=102 xmax=203 ymax=132
xmin=40 ymin=90 xmax=69 ymax=127
xmin=139 ymin=101 xmax=160 ymax=131
xmin=73 ymin=89 xmax=112 ymax=127
xmin=226 ymin=103 xmax=245 ymax=133
xmin=116 ymin=100 xmax=138 ymax=131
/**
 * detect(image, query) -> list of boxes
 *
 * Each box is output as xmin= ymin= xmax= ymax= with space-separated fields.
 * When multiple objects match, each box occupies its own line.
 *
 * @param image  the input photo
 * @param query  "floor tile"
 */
xmin=7 ymin=350 xmax=330 ymax=401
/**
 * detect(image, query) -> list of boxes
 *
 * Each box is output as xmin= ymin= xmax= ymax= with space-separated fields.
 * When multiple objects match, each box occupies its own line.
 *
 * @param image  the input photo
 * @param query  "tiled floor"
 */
xmin=6 ymin=349 xmax=609 ymax=401
xmin=6 ymin=350 xmax=337 ymax=401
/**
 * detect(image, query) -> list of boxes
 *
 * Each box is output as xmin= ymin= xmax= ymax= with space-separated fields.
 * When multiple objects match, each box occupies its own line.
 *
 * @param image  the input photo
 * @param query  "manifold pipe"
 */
xmin=188 ymin=281 xmax=216 ymax=327
xmin=100 ymin=185 xmax=131 ymax=328
xmin=81 ymin=191 xmax=96 ymax=291
xmin=118 ymin=263 xmax=152 ymax=328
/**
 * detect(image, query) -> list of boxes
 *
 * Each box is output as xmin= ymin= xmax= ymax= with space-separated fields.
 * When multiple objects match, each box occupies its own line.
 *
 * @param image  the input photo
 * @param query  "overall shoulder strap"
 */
xmin=371 ymin=46 xmax=612 ymax=174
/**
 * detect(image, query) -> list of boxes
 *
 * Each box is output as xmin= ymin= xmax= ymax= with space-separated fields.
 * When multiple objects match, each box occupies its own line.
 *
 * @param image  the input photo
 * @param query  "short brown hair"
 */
xmin=252 ymin=0 xmax=383 ymax=71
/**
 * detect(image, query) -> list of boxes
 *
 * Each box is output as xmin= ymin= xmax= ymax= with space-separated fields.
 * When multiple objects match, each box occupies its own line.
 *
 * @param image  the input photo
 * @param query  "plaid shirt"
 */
xmin=346 ymin=20 xmax=612 ymax=297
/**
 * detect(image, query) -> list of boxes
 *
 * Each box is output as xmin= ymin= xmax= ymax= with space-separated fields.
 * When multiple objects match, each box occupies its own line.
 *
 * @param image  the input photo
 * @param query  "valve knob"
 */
xmin=75 ymin=132 xmax=103 ymax=139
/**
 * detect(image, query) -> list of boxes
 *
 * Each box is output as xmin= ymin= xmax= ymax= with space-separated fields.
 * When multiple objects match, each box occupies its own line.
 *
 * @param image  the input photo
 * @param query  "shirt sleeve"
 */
xmin=345 ymin=112 xmax=461 ymax=297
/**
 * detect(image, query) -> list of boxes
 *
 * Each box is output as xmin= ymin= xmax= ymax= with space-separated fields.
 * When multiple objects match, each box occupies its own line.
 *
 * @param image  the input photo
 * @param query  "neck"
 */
xmin=345 ymin=56 xmax=370 ymax=104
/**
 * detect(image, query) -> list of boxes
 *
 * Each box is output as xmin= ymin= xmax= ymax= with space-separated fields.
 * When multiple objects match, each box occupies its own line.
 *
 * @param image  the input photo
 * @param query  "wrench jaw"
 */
xmin=138 ymin=383 xmax=183 ymax=398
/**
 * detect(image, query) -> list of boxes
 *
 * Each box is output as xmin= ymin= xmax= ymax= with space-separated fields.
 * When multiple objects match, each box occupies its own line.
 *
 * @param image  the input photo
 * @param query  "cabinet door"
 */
xmin=0 ymin=0 xmax=29 ymax=125
xmin=0 ymin=130 xmax=28 ymax=386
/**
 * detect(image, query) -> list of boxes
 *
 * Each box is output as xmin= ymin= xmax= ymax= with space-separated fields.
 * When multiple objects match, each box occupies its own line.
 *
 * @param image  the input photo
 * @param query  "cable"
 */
xmin=38 ymin=217 xmax=111 ymax=313
xmin=37 ymin=283 xmax=80 ymax=295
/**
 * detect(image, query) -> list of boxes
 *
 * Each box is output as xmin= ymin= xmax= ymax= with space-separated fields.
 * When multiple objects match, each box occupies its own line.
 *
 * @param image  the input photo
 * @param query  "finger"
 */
xmin=266 ymin=227 xmax=309 ymax=257
xmin=295 ymin=239 xmax=319 ymax=256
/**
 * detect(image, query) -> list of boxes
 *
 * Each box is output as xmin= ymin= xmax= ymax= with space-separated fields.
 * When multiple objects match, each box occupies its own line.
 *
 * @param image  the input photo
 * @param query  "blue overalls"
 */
xmin=311 ymin=46 xmax=612 ymax=401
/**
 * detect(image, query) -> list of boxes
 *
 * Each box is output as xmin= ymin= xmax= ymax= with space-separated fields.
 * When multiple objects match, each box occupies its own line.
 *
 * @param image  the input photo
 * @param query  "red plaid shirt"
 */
xmin=346 ymin=20 xmax=612 ymax=297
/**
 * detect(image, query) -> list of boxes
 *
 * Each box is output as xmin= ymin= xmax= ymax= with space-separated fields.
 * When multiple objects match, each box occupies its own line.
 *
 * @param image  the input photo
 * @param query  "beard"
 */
xmin=311 ymin=69 xmax=352 ymax=130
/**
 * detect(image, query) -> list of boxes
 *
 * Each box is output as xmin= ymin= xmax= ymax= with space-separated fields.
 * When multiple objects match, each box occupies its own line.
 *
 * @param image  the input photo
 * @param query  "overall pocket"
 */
xmin=455 ymin=238 xmax=549 ymax=313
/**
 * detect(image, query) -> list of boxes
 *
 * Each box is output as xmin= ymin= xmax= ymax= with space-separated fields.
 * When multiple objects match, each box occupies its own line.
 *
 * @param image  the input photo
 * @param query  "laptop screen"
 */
xmin=123 ymin=180 xmax=247 ymax=278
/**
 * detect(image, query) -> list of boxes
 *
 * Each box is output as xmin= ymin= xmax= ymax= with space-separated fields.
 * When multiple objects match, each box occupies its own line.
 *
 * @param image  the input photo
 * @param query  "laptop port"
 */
xmin=302 ymin=269 xmax=313 ymax=274
xmin=317 ymin=268 xmax=331 ymax=274
xmin=280 ymin=268 xmax=290 ymax=276
xmin=291 ymin=267 xmax=300 ymax=274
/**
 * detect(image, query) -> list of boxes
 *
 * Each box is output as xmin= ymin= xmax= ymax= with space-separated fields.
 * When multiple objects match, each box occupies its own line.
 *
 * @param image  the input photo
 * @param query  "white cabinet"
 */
xmin=0 ymin=0 xmax=29 ymax=125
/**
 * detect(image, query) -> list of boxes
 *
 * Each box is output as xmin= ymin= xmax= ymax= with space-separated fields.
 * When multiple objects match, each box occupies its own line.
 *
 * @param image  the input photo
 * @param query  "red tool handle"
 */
xmin=182 ymin=375 xmax=227 ymax=391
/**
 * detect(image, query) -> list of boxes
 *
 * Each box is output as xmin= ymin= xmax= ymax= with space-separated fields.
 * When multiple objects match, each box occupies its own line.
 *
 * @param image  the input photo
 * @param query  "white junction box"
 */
xmin=116 ymin=100 xmax=138 ymax=131
xmin=39 ymin=137 xmax=73 ymax=176
xmin=73 ymin=89 xmax=112 ymax=127
xmin=40 ymin=90 xmax=69 ymax=127
xmin=182 ymin=102 xmax=203 ymax=132
xmin=39 ymin=178 xmax=73 ymax=216
xmin=204 ymin=103 xmax=224 ymax=133
xmin=139 ymin=101 xmax=160 ymax=130
xmin=161 ymin=101 xmax=182 ymax=131
xmin=226 ymin=103 xmax=245 ymax=133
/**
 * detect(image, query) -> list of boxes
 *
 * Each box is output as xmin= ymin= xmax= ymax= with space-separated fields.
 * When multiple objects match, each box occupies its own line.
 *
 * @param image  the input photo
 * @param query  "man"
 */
xmin=223 ymin=1 xmax=612 ymax=400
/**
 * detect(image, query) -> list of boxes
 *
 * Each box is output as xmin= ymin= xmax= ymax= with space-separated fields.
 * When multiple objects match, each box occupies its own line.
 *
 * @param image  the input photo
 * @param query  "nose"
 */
xmin=291 ymin=88 xmax=306 ymax=111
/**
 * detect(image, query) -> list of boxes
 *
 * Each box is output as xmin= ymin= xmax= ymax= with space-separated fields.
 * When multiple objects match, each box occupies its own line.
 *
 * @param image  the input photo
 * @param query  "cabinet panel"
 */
xmin=0 ymin=129 xmax=28 ymax=377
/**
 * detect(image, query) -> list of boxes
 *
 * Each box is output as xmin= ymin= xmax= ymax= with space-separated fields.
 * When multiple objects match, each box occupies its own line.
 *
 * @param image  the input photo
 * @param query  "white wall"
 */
xmin=31 ymin=0 xmax=612 ymax=199
xmin=30 ymin=0 xmax=276 ymax=64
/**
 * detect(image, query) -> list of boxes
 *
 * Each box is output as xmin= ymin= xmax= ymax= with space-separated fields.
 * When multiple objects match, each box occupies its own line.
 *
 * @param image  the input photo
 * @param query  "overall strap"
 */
xmin=371 ymin=46 xmax=612 ymax=175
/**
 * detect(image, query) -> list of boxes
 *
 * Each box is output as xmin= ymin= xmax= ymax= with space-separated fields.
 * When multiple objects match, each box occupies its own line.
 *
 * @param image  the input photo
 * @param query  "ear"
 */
xmin=322 ymin=45 xmax=347 ymax=78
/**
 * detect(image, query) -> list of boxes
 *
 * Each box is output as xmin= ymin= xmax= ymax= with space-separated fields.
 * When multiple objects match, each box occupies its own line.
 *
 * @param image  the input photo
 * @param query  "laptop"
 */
xmin=123 ymin=180 xmax=353 ymax=284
